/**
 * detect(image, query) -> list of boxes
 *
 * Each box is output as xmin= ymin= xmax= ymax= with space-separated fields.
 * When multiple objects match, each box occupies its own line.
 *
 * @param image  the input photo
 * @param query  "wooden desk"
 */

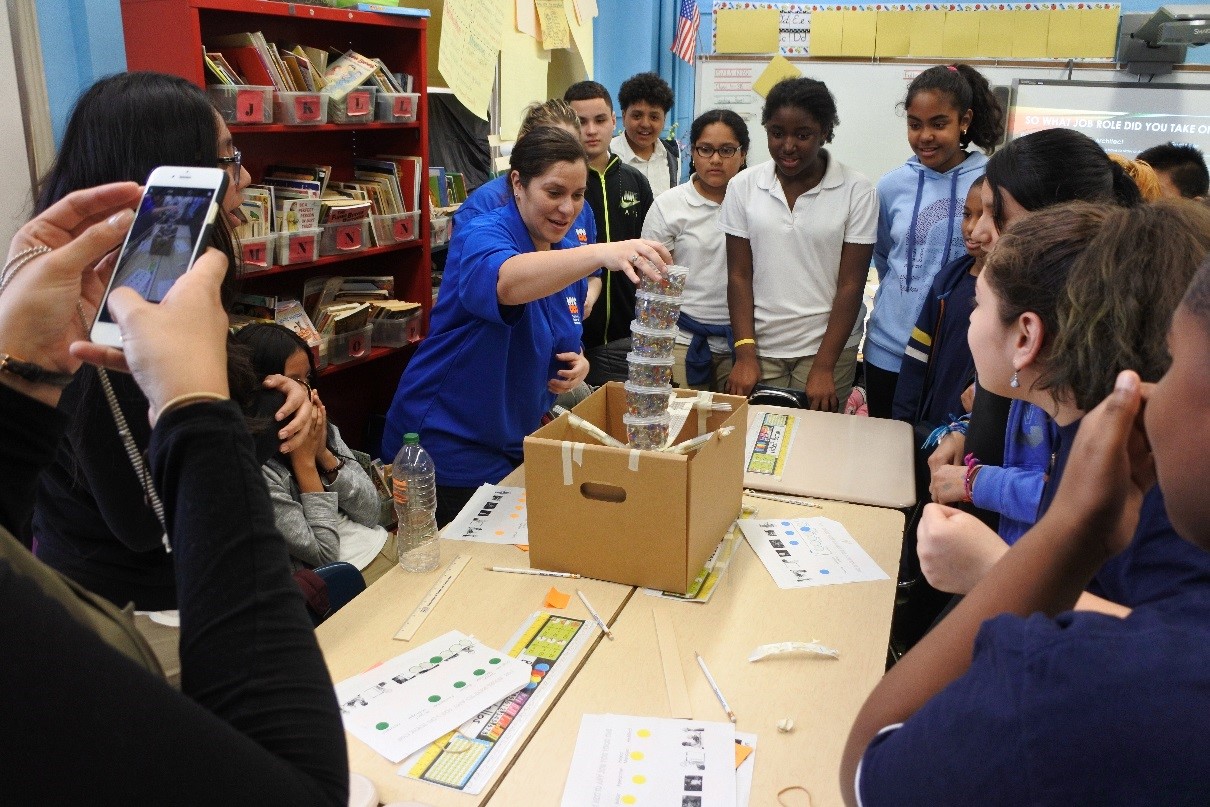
xmin=316 ymin=538 xmax=632 ymax=806
xmin=745 ymin=405 xmax=916 ymax=510
xmin=489 ymin=495 xmax=903 ymax=807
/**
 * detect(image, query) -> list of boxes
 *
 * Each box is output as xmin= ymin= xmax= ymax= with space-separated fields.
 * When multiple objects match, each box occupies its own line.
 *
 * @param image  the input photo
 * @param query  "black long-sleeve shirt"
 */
xmin=1 ymin=382 xmax=348 ymax=805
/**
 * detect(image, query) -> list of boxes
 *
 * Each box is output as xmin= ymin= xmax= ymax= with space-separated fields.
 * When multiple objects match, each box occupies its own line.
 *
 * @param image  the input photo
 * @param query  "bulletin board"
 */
xmin=694 ymin=57 xmax=1210 ymax=182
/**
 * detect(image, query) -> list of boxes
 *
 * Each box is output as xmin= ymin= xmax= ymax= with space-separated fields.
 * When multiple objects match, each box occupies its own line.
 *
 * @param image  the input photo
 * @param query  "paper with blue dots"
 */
xmin=737 ymin=517 xmax=889 ymax=589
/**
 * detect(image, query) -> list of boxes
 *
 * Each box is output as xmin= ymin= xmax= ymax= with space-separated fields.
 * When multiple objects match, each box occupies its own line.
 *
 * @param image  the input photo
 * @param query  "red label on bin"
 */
xmin=235 ymin=90 xmax=264 ymax=123
xmin=294 ymin=95 xmax=321 ymax=121
xmin=393 ymin=217 xmax=415 ymax=241
xmin=345 ymin=90 xmax=371 ymax=116
xmin=392 ymin=95 xmax=414 ymax=118
xmin=241 ymin=241 xmax=267 ymax=265
xmin=290 ymin=234 xmax=316 ymax=261
xmin=336 ymin=225 xmax=363 ymax=251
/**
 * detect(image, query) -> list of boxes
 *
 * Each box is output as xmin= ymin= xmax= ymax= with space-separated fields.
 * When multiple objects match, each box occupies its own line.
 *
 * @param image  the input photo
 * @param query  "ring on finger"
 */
xmin=628 ymin=253 xmax=640 ymax=265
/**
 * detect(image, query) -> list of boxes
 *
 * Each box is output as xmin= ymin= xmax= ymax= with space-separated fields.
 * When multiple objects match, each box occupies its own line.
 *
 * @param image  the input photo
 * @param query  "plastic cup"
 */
xmin=626 ymin=351 xmax=674 ymax=387
xmin=639 ymin=264 xmax=689 ymax=297
xmin=623 ymin=412 xmax=671 ymax=450
xmin=624 ymin=381 xmax=673 ymax=416
xmin=629 ymin=321 xmax=677 ymax=358
xmin=633 ymin=290 xmax=682 ymax=330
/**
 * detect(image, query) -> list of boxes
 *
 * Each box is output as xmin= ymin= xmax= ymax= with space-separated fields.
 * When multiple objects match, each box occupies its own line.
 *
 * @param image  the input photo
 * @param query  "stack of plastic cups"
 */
xmin=623 ymin=265 xmax=688 ymax=450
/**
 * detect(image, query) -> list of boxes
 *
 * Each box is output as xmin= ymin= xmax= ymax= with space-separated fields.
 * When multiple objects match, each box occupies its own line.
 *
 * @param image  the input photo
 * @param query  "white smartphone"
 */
xmin=90 ymin=165 xmax=229 ymax=348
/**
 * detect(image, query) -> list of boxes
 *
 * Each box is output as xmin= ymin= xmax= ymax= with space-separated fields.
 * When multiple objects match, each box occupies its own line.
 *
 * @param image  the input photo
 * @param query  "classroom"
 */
xmin=4 ymin=0 xmax=1210 ymax=804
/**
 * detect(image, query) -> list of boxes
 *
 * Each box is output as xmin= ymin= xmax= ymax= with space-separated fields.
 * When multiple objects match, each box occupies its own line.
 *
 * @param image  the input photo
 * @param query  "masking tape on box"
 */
xmin=629 ymin=449 xmax=641 ymax=471
xmin=695 ymin=390 xmax=714 ymax=433
xmin=560 ymin=441 xmax=585 ymax=485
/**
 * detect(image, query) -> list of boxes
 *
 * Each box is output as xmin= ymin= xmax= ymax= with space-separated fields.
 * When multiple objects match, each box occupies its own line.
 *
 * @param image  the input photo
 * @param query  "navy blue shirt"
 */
xmin=858 ymin=592 xmax=1210 ymax=806
xmin=381 ymin=201 xmax=588 ymax=486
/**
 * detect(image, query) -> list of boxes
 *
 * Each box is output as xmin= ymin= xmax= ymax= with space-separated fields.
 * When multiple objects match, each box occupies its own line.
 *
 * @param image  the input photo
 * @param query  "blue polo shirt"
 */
xmin=454 ymin=175 xmax=598 ymax=248
xmin=857 ymin=591 xmax=1210 ymax=806
xmin=381 ymin=201 xmax=588 ymax=487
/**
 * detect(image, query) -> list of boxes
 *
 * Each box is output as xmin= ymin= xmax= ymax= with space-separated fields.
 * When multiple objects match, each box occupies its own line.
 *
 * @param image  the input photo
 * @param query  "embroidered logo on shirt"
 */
xmin=620 ymin=191 xmax=639 ymax=210
xmin=566 ymin=296 xmax=582 ymax=325
xmin=575 ymin=228 xmax=588 ymax=244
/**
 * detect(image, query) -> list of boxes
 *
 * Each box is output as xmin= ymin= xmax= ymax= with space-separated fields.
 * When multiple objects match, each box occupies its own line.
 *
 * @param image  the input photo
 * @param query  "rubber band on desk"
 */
xmin=777 ymin=785 xmax=812 ymax=806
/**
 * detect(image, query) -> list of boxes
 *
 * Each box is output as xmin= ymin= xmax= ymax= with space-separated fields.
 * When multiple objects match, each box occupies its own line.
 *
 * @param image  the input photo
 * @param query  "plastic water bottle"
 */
xmin=392 ymin=432 xmax=440 ymax=572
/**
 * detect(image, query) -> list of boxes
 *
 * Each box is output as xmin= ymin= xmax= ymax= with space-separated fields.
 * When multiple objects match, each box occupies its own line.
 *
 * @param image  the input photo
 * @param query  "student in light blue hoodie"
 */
xmin=866 ymin=64 xmax=1005 ymax=418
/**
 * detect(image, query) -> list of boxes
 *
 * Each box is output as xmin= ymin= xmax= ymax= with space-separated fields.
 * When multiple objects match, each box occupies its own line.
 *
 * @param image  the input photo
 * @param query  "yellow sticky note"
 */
xmin=752 ymin=55 xmax=803 ymax=99
xmin=1082 ymin=7 xmax=1121 ymax=58
xmin=715 ymin=8 xmax=781 ymax=54
xmin=544 ymin=586 xmax=570 ymax=609
xmin=499 ymin=29 xmax=550 ymax=140
xmin=536 ymin=0 xmax=570 ymax=50
xmin=876 ymin=11 xmax=912 ymax=57
xmin=1011 ymin=9 xmax=1050 ymax=58
xmin=734 ymin=741 xmax=754 ymax=768
xmin=943 ymin=11 xmax=980 ymax=58
xmin=977 ymin=10 xmax=1014 ymax=58
xmin=842 ymin=10 xmax=878 ymax=57
xmin=1047 ymin=8 xmax=1082 ymax=58
xmin=909 ymin=10 xmax=946 ymax=57
xmin=811 ymin=10 xmax=845 ymax=57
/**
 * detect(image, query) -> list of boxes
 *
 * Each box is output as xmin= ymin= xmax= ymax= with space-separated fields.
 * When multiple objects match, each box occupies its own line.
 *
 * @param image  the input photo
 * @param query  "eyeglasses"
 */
xmin=217 ymin=148 xmax=242 ymax=177
xmin=693 ymin=144 xmax=741 ymax=159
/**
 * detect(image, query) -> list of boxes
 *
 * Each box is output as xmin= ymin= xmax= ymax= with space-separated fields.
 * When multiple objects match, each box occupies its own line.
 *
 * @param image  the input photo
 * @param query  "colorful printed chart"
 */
xmin=443 ymin=485 xmax=529 ymax=545
xmin=744 ymin=412 xmax=797 ymax=478
xmin=561 ymin=715 xmax=737 ymax=807
xmin=400 ymin=612 xmax=595 ymax=793
xmin=334 ymin=631 xmax=531 ymax=763
xmin=739 ymin=517 xmax=889 ymax=589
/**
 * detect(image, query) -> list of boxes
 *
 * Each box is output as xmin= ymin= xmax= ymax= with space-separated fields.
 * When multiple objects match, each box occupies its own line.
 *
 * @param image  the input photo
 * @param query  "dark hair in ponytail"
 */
xmin=984 ymin=127 xmax=1141 ymax=229
xmin=904 ymin=64 xmax=1004 ymax=154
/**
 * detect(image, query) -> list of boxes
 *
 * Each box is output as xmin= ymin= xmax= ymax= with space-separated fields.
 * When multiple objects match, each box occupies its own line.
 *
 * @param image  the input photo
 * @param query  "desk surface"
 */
xmin=745 ymin=406 xmax=916 ymax=510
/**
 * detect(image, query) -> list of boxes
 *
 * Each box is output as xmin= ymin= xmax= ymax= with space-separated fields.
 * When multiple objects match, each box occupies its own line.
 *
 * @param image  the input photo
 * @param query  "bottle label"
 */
xmin=392 ymin=477 xmax=409 ymax=507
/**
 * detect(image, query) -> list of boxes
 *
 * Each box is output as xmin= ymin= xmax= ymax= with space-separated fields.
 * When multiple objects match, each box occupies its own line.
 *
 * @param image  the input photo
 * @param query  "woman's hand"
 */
xmin=603 ymin=239 xmax=673 ymax=285
xmin=1 ymin=182 xmax=140 ymax=404
xmin=72 ymin=247 xmax=230 ymax=421
xmin=917 ymin=503 xmax=1007 ymax=594
xmin=928 ymin=431 xmax=966 ymax=473
xmin=724 ymin=354 xmax=760 ymax=397
xmin=930 ymin=464 xmax=968 ymax=504
xmin=289 ymin=395 xmax=327 ymax=467
xmin=805 ymin=362 xmax=839 ymax=412
xmin=549 ymin=351 xmax=589 ymax=394
xmin=264 ymin=374 xmax=315 ymax=454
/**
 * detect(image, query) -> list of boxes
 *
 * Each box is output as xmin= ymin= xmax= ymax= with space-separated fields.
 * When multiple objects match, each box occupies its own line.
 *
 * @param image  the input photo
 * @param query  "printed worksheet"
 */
xmin=744 ymin=412 xmax=797 ymax=477
xmin=334 ymin=631 xmax=531 ymax=762
xmin=739 ymin=517 xmax=889 ymax=589
xmin=443 ymin=485 xmax=528 ymax=545
xmin=561 ymin=714 xmax=736 ymax=807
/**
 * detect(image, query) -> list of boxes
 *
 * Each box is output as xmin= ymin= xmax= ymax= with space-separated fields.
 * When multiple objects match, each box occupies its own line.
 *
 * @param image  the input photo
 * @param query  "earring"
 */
xmin=1010 ymin=371 xmax=1020 ymax=389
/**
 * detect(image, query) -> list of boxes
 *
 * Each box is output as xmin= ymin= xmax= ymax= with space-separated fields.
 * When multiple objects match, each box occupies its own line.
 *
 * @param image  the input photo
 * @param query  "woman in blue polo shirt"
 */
xmin=382 ymin=127 xmax=671 ymax=525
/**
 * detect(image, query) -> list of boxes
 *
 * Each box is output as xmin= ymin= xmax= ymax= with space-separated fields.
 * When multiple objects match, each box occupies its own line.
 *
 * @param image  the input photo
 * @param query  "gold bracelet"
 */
xmin=733 ymin=338 xmax=757 ymax=349
xmin=155 ymin=391 xmax=229 ymax=424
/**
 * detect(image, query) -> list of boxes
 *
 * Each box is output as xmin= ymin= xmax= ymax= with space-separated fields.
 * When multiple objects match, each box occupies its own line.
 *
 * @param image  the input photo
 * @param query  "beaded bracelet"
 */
xmin=963 ymin=451 xmax=982 ymax=503
xmin=921 ymin=413 xmax=971 ymax=450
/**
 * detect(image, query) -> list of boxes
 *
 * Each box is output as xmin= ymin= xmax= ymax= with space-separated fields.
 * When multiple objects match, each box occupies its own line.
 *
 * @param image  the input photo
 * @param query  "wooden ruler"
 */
xmin=393 ymin=554 xmax=470 ymax=641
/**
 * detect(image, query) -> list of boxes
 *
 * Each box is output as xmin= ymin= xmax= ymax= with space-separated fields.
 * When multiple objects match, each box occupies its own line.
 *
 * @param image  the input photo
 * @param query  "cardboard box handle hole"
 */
xmin=579 ymin=482 xmax=627 ymax=503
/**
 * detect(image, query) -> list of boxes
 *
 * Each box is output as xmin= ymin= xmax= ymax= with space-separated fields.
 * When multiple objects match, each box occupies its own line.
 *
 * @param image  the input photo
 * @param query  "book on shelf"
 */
xmin=210 ymin=32 xmax=282 ymax=88
xmin=314 ymin=302 xmax=373 ymax=335
xmin=319 ymin=198 xmax=373 ymax=224
xmin=335 ymin=275 xmax=395 ymax=301
xmin=204 ymin=50 xmax=241 ymax=85
xmin=231 ymin=293 xmax=277 ymax=322
xmin=323 ymin=50 xmax=380 ymax=101
xmin=369 ymin=155 xmax=423 ymax=213
xmin=428 ymin=166 xmax=448 ymax=208
xmin=370 ymin=299 xmax=422 ymax=320
xmin=302 ymin=276 xmax=345 ymax=320
xmin=275 ymin=299 xmax=321 ymax=347
xmin=265 ymin=164 xmax=330 ymax=196
xmin=447 ymin=173 xmax=467 ymax=205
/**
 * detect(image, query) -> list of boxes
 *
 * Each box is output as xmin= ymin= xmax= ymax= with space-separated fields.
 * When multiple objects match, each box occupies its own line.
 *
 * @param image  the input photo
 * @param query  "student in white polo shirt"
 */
xmin=719 ymin=77 xmax=878 ymax=411
xmin=610 ymin=72 xmax=681 ymax=197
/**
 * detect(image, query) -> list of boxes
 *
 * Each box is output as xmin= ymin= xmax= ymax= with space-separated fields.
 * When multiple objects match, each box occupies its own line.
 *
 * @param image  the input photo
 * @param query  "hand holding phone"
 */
xmin=90 ymin=166 xmax=228 ymax=348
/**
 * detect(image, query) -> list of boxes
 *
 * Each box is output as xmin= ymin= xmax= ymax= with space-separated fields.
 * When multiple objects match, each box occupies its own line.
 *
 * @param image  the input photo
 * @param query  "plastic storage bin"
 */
xmin=327 ymin=87 xmax=376 ymax=124
xmin=274 ymin=228 xmax=322 ymax=266
xmin=274 ymin=91 xmax=327 ymax=125
xmin=238 ymin=234 xmax=274 ymax=272
xmin=371 ymin=211 xmax=421 ymax=246
xmin=319 ymin=219 xmax=371 ymax=257
xmin=319 ymin=325 xmax=373 ymax=368
xmin=372 ymin=312 xmax=422 ymax=347
xmin=430 ymin=216 xmax=451 ymax=247
xmin=375 ymin=91 xmax=419 ymax=123
xmin=207 ymin=85 xmax=274 ymax=125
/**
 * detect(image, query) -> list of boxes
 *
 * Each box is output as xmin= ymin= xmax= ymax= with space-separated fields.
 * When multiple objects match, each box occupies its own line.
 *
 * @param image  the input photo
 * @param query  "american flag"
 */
xmin=671 ymin=0 xmax=700 ymax=65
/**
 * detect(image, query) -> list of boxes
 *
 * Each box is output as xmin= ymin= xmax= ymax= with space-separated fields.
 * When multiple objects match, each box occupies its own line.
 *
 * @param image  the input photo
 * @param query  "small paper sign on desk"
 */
xmin=333 ymin=631 xmax=530 ymax=763
xmin=444 ymin=485 xmax=528 ymax=545
xmin=739 ymin=517 xmax=889 ymax=589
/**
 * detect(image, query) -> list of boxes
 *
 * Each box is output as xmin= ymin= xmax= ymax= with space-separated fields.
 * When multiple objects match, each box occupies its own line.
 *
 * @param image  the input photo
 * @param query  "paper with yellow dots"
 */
xmin=561 ymin=714 xmax=736 ymax=807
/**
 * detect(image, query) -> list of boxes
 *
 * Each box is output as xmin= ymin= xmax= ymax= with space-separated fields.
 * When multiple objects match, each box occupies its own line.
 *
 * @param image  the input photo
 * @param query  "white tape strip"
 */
xmin=628 ymin=449 xmax=641 ymax=471
xmin=561 ymin=441 xmax=574 ymax=485
xmin=573 ymin=442 xmax=584 ymax=468
xmin=696 ymin=390 xmax=713 ymax=432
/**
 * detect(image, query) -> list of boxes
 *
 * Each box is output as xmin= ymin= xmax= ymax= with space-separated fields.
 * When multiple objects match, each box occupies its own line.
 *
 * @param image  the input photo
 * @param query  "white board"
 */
xmin=695 ymin=57 xmax=1210 ymax=184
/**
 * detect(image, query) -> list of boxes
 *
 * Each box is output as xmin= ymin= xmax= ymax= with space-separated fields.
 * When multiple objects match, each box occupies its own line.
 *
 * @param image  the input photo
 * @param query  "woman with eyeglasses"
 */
xmin=30 ymin=73 xmax=314 ymax=629
xmin=719 ymin=77 xmax=879 ymax=410
xmin=642 ymin=109 xmax=749 ymax=391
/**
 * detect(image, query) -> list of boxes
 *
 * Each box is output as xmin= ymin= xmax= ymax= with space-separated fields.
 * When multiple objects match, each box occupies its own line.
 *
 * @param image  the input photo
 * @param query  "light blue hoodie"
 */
xmin=867 ymin=152 xmax=988 ymax=374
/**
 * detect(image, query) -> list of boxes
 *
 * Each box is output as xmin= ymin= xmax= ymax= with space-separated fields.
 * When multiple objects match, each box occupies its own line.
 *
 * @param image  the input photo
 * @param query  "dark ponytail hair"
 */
xmin=904 ymin=64 xmax=1004 ymax=154
xmin=984 ymin=128 xmax=1142 ymax=229
xmin=510 ymin=126 xmax=587 ymax=186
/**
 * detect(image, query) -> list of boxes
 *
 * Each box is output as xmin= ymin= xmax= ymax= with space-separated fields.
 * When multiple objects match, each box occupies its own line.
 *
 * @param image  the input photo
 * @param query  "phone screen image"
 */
xmin=97 ymin=185 xmax=216 ymax=323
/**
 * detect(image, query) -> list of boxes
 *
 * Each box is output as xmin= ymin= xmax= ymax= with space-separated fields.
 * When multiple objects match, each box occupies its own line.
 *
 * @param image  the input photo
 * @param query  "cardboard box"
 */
xmin=523 ymin=383 xmax=747 ymax=593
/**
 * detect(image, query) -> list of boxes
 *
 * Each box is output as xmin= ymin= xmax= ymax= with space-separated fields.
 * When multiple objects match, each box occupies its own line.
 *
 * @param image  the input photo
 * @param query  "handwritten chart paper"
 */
xmin=562 ymin=715 xmax=736 ymax=807
xmin=334 ymin=631 xmax=530 ymax=762
xmin=745 ymin=412 xmax=797 ymax=478
xmin=739 ymin=517 xmax=888 ymax=589
xmin=444 ymin=485 xmax=528 ymax=545
xmin=439 ymin=0 xmax=506 ymax=119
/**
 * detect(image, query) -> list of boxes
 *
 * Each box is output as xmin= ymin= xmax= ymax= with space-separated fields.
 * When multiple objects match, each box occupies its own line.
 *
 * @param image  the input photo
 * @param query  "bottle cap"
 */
xmin=403 ymin=432 xmax=419 ymax=445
